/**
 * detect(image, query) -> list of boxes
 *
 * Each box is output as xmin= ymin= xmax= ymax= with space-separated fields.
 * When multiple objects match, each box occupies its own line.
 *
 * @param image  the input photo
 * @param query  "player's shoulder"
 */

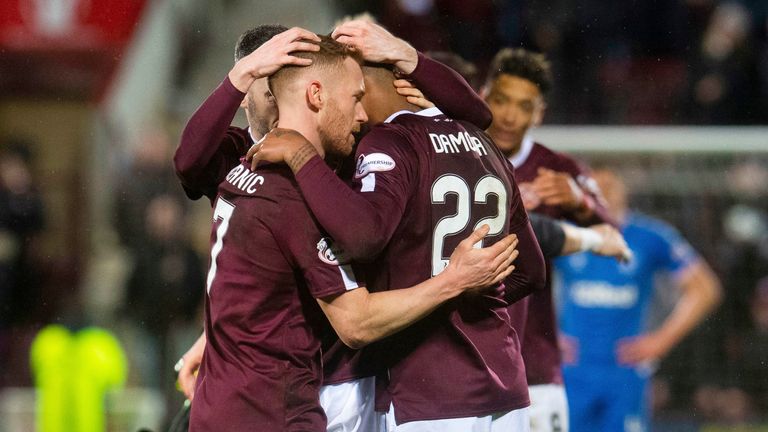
xmin=219 ymin=161 xmax=298 ymax=200
xmin=358 ymin=119 xmax=414 ymax=155
xmin=626 ymin=212 xmax=683 ymax=243
xmin=531 ymin=142 xmax=581 ymax=167
xmin=225 ymin=126 xmax=253 ymax=143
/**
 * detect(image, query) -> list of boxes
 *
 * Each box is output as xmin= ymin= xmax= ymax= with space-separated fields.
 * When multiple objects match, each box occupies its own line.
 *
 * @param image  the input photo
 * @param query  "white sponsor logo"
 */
xmin=355 ymin=153 xmax=396 ymax=178
xmin=570 ymin=281 xmax=639 ymax=308
xmin=316 ymin=237 xmax=350 ymax=265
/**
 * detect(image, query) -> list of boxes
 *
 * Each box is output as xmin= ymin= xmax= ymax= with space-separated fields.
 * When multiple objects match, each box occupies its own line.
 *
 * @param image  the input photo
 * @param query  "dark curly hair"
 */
xmin=486 ymin=48 xmax=553 ymax=96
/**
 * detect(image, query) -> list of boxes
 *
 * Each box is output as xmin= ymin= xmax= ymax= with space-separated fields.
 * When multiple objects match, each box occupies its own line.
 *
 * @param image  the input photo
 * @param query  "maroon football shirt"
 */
xmin=188 ymin=161 xmax=359 ymax=432
xmin=293 ymin=108 xmax=546 ymax=423
xmin=174 ymin=77 xmax=254 ymax=205
xmin=508 ymin=137 xmax=612 ymax=386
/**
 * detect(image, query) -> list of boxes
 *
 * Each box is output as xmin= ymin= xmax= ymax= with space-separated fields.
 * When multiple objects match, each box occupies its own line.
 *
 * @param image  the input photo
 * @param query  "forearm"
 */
xmin=407 ymin=52 xmax=492 ymax=129
xmin=294 ymin=155 xmax=396 ymax=260
xmin=327 ymin=275 xmax=461 ymax=349
xmin=504 ymin=220 xmax=546 ymax=303
xmin=654 ymin=262 xmax=722 ymax=351
xmin=529 ymin=213 xmax=566 ymax=259
xmin=174 ymin=76 xmax=243 ymax=184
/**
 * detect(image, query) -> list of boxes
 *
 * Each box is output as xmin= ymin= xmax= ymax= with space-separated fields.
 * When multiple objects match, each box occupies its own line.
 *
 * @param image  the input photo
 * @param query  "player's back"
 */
xmin=190 ymin=161 xmax=328 ymax=432
xmin=357 ymin=107 xmax=530 ymax=422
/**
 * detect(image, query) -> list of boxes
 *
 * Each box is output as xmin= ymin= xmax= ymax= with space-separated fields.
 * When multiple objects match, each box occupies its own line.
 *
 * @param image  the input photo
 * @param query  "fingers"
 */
xmin=247 ymin=143 xmax=262 ymax=171
xmin=392 ymin=79 xmax=414 ymax=89
xmin=537 ymin=167 xmax=555 ymax=176
xmin=494 ymin=248 xmax=519 ymax=275
xmin=461 ymin=224 xmax=490 ymax=248
xmin=395 ymin=86 xmax=423 ymax=98
xmin=281 ymin=55 xmax=313 ymax=67
xmin=285 ymin=27 xmax=320 ymax=43
xmin=333 ymin=35 xmax=360 ymax=50
xmin=492 ymin=264 xmax=515 ymax=285
xmin=287 ymin=41 xmax=321 ymax=53
xmin=177 ymin=358 xmax=198 ymax=400
xmin=332 ymin=21 xmax=367 ymax=40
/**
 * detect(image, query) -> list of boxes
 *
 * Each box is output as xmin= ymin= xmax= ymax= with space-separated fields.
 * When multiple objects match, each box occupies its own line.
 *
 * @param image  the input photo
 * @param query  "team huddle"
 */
xmin=172 ymin=18 xmax=721 ymax=432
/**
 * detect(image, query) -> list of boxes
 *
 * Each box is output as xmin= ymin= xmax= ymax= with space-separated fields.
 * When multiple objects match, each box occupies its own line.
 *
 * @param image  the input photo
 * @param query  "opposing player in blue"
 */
xmin=555 ymin=168 xmax=722 ymax=432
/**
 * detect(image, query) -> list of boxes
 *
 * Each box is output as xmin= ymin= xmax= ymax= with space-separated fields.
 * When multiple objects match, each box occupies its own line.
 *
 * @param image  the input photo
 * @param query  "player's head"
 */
xmin=358 ymin=63 xmax=421 ymax=126
xmin=269 ymin=35 xmax=367 ymax=160
xmin=234 ymin=24 xmax=289 ymax=139
xmin=482 ymin=48 xmax=552 ymax=156
xmin=592 ymin=168 xmax=628 ymax=218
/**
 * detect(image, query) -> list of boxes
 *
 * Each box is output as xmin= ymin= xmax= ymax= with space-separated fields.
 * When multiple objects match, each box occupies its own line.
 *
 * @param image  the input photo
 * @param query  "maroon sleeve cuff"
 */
xmin=405 ymin=52 xmax=492 ymax=129
xmin=221 ymin=75 xmax=247 ymax=99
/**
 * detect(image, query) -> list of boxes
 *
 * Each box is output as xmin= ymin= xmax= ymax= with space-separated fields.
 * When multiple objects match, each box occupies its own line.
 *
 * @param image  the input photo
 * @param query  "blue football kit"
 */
xmin=555 ymin=212 xmax=699 ymax=432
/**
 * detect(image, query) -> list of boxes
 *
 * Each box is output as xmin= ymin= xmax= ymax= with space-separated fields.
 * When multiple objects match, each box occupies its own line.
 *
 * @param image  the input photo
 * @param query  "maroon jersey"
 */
xmin=189 ymin=161 xmax=359 ymax=432
xmin=294 ymin=108 xmax=546 ymax=423
xmin=508 ymin=137 xmax=611 ymax=386
xmin=174 ymin=77 xmax=254 ymax=204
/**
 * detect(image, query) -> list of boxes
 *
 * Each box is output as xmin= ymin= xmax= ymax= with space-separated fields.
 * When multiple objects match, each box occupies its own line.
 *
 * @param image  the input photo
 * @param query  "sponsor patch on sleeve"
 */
xmin=316 ymin=237 xmax=350 ymax=265
xmin=355 ymin=153 xmax=396 ymax=178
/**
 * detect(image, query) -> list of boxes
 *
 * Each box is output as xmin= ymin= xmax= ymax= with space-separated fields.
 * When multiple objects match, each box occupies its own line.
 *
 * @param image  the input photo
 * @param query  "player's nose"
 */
xmin=355 ymin=103 xmax=368 ymax=124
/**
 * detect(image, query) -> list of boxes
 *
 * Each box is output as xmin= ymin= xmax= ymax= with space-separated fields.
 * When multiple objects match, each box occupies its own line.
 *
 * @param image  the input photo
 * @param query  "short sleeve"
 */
xmin=652 ymin=223 xmax=700 ymax=276
xmin=278 ymin=201 xmax=362 ymax=299
xmin=352 ymin=126 xmax=417 ymax=216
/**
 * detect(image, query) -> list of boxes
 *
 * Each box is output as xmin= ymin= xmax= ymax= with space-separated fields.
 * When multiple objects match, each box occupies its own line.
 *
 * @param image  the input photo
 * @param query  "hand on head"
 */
xmin=230 ymin=27 xmax=320 ymax=92
xmin=393 ymin=79 xmax=434 ymax=109
xmin=332 ymin=20 xmax=418 ymax=74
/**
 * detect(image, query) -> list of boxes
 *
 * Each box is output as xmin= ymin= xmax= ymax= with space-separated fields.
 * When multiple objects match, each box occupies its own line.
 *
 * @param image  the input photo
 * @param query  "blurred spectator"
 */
xmin=114 ymin=128 xmax=180 ymax=252
xmin=122 ymin=193 xmax=204 ymax=423
xmin=686 ymin=2 xmax=762 ymax=124
xmin=124 ymin=194 xmax=203 ymax=344
xmin=0 ymin=140 xmax=45 ymax=328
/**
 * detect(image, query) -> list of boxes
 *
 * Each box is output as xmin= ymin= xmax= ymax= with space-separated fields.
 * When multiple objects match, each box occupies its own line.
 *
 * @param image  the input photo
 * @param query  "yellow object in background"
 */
xmin=30 ymin=326 xmax=127 ymax=432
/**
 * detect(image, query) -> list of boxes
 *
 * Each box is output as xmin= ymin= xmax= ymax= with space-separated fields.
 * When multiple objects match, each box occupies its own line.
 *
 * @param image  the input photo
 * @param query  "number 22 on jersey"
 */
xmin=206 ymin=198 xmax=235 ymax=294
xmin=431 ymin=174 xmax=508 ymax=276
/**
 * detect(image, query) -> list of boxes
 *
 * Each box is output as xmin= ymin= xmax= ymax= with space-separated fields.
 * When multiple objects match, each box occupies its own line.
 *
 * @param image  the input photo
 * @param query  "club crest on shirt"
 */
xmin=355 ymin=153 xmax=395 ymax=178
xmin=316 ymin=237 xmax=350 ymax=265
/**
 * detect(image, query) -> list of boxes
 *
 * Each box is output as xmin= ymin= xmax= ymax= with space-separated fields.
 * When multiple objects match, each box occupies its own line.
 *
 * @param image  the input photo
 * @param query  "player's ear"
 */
xmin=239 ymin=95 xmax=248 ymax=109
xmin=306 ymin=81 xmax=323 ymax=112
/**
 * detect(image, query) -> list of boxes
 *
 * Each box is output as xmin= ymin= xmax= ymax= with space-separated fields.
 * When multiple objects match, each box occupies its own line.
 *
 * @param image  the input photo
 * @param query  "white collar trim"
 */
xmin=508 ymin=134 xmax=535 ymax=168
xmin=384 ymin=107 xmax=443 ymax=124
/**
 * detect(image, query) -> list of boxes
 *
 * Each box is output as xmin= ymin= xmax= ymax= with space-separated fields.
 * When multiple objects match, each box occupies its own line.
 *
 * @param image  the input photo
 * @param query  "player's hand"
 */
xmin=590 ymin=224 xmax=633 ymax=262
xmin=531 ymin=168 xmax=585 ymax=210
xmin=443 ymin=225 xmax=519 ymax=295
xmin=176 ymin=333 xmax=206 ymax=400
xmin=246 ymin=128 xmax=318 ymax=172
xmin=393 ymin=79 xmax=434 ymax=109
xmin=616 ymin=332 xmax=671 ymax=365
xmin=228 ymin=27 xmax=321 ymax=93
xmin=332 ymin=20 xmax=418 ymax=74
